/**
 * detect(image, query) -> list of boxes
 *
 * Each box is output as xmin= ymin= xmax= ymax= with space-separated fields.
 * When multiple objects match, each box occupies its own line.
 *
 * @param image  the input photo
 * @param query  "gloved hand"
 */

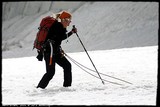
xmin=72 ymin=27 xmax=77 ymax=33
xmin=36 ymin=50 xmax=43 ymax=61
xmin=60 ymin=49 xmax=65 ymax=58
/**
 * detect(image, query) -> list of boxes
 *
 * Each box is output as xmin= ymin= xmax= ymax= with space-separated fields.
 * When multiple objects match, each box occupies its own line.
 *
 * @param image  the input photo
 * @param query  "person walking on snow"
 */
xmin=36 ymin=11 xmax=77 ymax=89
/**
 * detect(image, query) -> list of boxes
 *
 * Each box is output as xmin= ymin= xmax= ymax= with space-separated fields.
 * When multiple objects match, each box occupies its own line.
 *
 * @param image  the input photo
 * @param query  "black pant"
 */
xmin=37 ymin=52 xmax=72 ymax=89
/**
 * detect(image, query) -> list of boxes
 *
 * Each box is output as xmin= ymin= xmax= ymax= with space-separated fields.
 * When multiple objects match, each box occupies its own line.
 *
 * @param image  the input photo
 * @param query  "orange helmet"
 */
xmin=59 ymin=11 xmax=72 ymax=19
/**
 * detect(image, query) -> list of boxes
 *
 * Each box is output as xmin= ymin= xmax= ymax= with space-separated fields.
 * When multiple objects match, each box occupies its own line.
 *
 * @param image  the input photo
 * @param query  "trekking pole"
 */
xmin=73 ymin=25 xmax=105 ymax=84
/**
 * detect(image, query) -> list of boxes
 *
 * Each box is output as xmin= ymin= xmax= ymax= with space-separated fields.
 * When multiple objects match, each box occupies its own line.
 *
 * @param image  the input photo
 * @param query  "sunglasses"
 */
xmin=63 ymin=18 xmax=71 ymax=22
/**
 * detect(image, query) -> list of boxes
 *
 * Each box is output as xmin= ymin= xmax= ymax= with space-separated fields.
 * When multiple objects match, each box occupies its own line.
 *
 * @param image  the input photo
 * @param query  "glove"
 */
xmin=72 ymin=27 xmax=77 ymax=33
xmin=36 ymin=50 xmax=43 ymax=61
xmin=60 ymin=49 xmax=65 ymax=58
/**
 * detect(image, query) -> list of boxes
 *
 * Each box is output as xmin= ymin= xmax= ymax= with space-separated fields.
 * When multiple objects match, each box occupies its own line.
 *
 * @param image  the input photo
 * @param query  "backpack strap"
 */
xmin=47 ymin=39 xmax=55 ymax=65
xmin=49 ymin=41 xmax=53 ymax=65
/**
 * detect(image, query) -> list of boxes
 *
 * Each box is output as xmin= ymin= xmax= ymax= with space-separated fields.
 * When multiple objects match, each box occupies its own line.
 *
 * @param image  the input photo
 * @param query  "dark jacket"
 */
xmin=44 ymin=20 xmax=73 ymax=54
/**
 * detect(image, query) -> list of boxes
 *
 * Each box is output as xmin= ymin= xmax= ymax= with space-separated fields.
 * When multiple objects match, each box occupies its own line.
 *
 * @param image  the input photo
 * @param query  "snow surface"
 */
xmin=2 ymin=46 xmax=158 ymax=105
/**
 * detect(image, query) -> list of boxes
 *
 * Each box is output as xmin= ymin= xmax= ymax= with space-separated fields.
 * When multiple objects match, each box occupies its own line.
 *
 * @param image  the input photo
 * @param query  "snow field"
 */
xmin=2 ymin=46 xmax=158 ymax=105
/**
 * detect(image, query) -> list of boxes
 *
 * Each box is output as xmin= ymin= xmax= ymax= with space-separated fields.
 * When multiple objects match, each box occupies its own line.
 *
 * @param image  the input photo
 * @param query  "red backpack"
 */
xmin=33 ymin=16 xmax=56 ymax=50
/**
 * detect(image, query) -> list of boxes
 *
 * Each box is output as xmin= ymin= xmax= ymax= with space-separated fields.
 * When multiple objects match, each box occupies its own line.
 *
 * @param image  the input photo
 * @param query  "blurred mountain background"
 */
xmin=2 ymin=1 xmax=159 ymax=58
